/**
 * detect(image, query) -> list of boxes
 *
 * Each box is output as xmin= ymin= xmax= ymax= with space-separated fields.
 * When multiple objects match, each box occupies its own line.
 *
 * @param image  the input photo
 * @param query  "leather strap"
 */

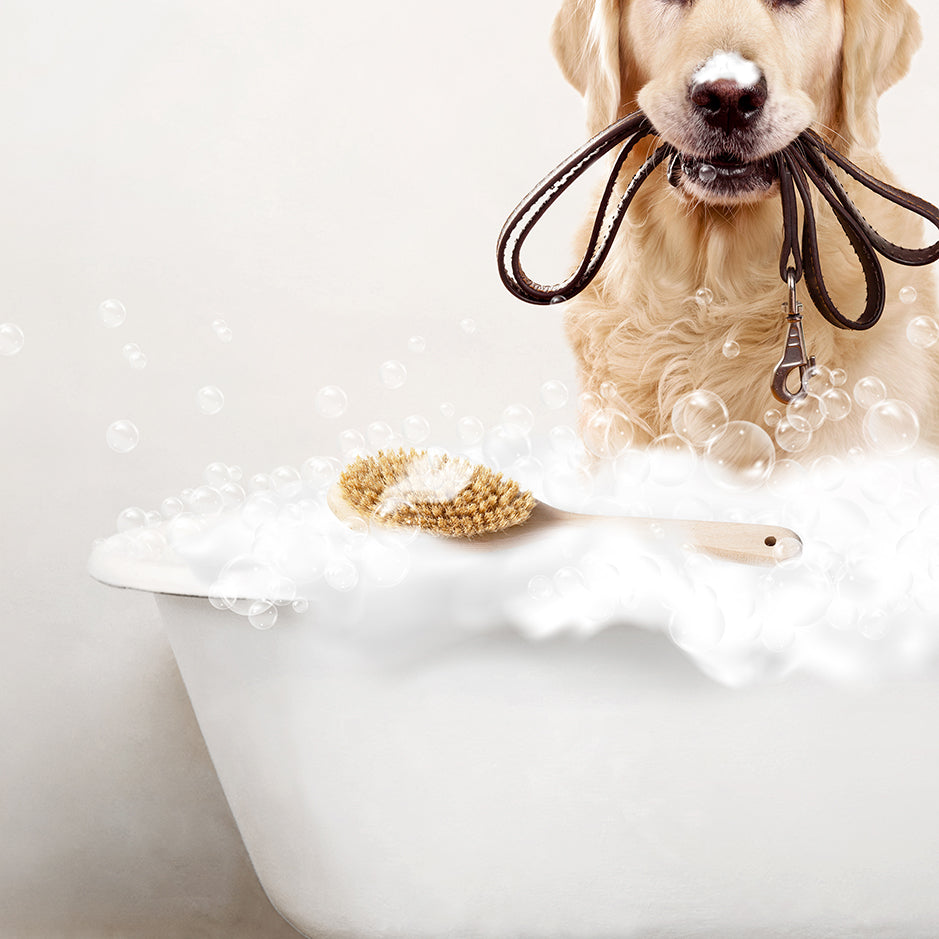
xmin=498 ymin=110 xmax=939 ymax=329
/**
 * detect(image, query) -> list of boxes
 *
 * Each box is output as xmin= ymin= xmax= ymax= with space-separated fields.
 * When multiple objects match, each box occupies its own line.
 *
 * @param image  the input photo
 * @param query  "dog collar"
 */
xmin=497 ymin=110 xmax=939 ymax=402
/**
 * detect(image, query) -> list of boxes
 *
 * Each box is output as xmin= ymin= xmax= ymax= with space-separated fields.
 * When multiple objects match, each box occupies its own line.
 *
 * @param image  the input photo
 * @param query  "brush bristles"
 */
xmin=337 ymin=448 xmax=536 ymax=537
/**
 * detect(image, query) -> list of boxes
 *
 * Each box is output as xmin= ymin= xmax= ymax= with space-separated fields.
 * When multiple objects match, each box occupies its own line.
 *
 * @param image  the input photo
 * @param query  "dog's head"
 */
xmin=552 ymin=0 xmax=921 ymax=205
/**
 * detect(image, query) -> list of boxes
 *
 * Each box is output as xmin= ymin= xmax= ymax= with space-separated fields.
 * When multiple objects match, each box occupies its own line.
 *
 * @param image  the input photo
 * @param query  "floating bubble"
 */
xmin=219 ymin=481 xmax=246 ymax=508
xmin=271 ymin=465 xmax=301 ymax=489
xmin=325 ymin=557 xmax=358 ymax=592
xmin=853 ymin=375 xmax=886 ymax=409
xmin=696 ymin=287 xmax=714 ymax=304
xmin=907 ymin=315 xmax=939 ymax=349
xmin=803 ymin=364 xmax=833 ymax=395
xmin=366 ymin=421 xmax=397 ymax=449
xmin=160 ymin=496 xmax=185 ymax=519
xmin=338 ymin=428 xmax=367 ymax=454
xmin=820 ymin=387 xmax=852 ymax=421
xmin=439 ymin=402 xmax=456 ymax=419
xmin=301 ymin=456 xmax=339 ymax=489
xmin=583 ymin=408 xmax=635 ymax=459
xmin=540 ymin=379 xmax=569 ymax=409
xmin=670 ymin=389 xmax=729 ymax=448
xmin=457 ymin=416 xmax=485 ymax=445
xmin=408 ymin=335 xmax=426 ymax=353
xmin=811 ymin=455 xmax=846 ymax=490
xmin=248 ymin=600 xmax=278 ymax=630
xmin=117 ymin=506 xmax=148 ymax=532
xmin=767 ymin=457 xmax=806 ymax=495
xmin=98 ymin=299 xmax=126 ymax=327
xmin=599 ymin=381 xmax=619 ymax=401
xmin=379 ymin=359 xmax=407 ymax=389
xmin=899 ymin=285 xmax=918 ymax=304
xmin=548 ymin=424 xmax=579 ymax=455
xmin=190 ymin=485 xmax=224 ymax=516
xmin=315 ymin=385 xmax=348 ymax=419
xmin=0 ymin=323 xmax=25 ymax=356
xmin=502 ymin=404 xmax=535 ymax=434
xmin=863 ymin=398 xmax=920 ymax=453
xmin=786 ymin=393 xmax=827 ymax=433
xmin=212 ymin=318 xmax=233 ymax=342
xmin=248 ymin=472 xmax=275 ymax=492
xmin=704 ymin=421 xmax=775 ymax=490
xmin=648 ymin=433 xmax=697 ymax=485
xmin=763 ymin=408 xmax=781 ymax=428
xmin=527 ymin=574 xmax=554 ymax=601
xmin=721 ymin=339 xmax=740 ymax=359
xmin=402 ymin=414 xmax=431 ymax=443
xmin=459 ymin=317 xmax=477 ymax=335
xmin=197 ymin=385 xmax=224 ymax=415
xmin=106 ymin=419 xmax=139 ymax=453
xmin=291 ymin=598 xmax=309 ymax=614
xmin=829 ymin=368 xmax=847 ymax=387
xmin=774 ymin=417 xmax=811 ymax=453
xmin=482 ymin=424 xmax=531 ymax=468
xmin=203 ymin=462 xmax=230 ymax=486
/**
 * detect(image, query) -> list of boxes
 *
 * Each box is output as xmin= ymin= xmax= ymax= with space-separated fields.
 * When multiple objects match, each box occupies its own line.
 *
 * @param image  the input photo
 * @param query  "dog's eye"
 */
xmin=770 ymin=0 xmax=808 ymax=7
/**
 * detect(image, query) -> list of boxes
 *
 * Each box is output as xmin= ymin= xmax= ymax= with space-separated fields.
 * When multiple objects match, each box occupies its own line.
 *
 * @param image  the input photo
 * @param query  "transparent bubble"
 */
xmin=116 ymin=506 xmax=148 ymax=532
xmin=106 ymin=419 xmax=139 ymax=453
xmin=315 ymin=385 xmax=348 ymax=419
xmin=698 ymin=164 xmax=717 ymax=183
xmin=820 ymin=387 xmax=852 ymax=421
xmin=899 ymin=285 xmax=918 ymax=304
xmin=648 ymin=433 xmax=697 ymax=485
xmin=502 ymin=404 xmax=535 ymax=435
xmin=527 ymin=574 xmax=554 ymax=601
xmin=696 ymin=287 xmax=714 ymax=304
xmin=408 ymin=335 xmax=426 ymax=353
xmin=548 ymin=424 xmax=579 ymax=455
xmin=271 ymin=465 xmax=301 ymax=489
xmin=803 ymin=364 xmax=833 ymax=395
xmin=366 ymin=421 xmax=397 ymax=449
xmin=482 ymin=424 xmax=531 ymax=468
xmin=457 ymin=415 xmax=485 ymax=445
xmin=212 ymin=318 xmax=233 ymax=342
xmin=540 ymin=379 xmax=569 ymax=409
xmin=301 ymin=455 xmax=339 ymax=489
xmin=763 ymin=408 xmax=781 ymax=428
xmin=439 ymin=402 xmax=456 ymax=419
xmin=907 ymin=315 xmax=939 ymax=349
xmin=459 ymin=317 xmax=477 ymax=335
xmin=197 ymin=385 xmax=224 ymax=415
xmin=241 ymin=491 xmax=279 ymax=527
xmin=853 ymin=375 xmax=887 ymax=409
xmin=160 ymin=496 xmax=184 ymax=519
xmin=203 ymin=461 xmax=230 ymax=486
xmin=291 ymin=598 xmax=309 ymax=614
xmin=863 ymin=398 xmax=920 ymax=453
xmin=0 ymin=323 xmax=25 ymax=356
xmin=248 ymin=472 xmax=275 ymax=492
xmin=190 ymin=485 xmax=224 ymax=516
xmin=829 ymin=368 xmax=847 ymax=387
xmin=721 ymin=338 xmax=740 ymax=359
xmin=774 ymin=417 xmax=812 ymax=453
xmin=325 ymin=557 xmax=359 ymax=592
xmin=98 ymin=298 xmax=126 ymax=327
xmin=599 ymin=380 xmax=619 ymax=401
xmin=583 ymin=408 xmax=635 ymax=459
xmin=614 ymin=446 xmax=651 ymax=486
xmin=402 ymin=414 xmax=431 ymax=443
xmin=248 ymin=600 xmax=278 ymax=630
xmin=219 ymin=481 xmax=246 ymax=508
xmin=670 ymin=389 xmax=729 ymax=448
xmin=786 ymin=393 xmax=827 ymax=433
xmin=767 ymin=457 xmax=805 ymax=495
xmin=379 ymin=359 xmax=407 ymax=389
xmin=338 ymin=428 xmax=367 ymax=455
xmin=541 ymin=464 xmax=594 ymax=508
xmin=553 ymin=566 xmax=587 ymax=599
xmin=704 ymin=421 xmax=775 ymax=490
xmin=811 ymin=455 xmax=846 ymax=490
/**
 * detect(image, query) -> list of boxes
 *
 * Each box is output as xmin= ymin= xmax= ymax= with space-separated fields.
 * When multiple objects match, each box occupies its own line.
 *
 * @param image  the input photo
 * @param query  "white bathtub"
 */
xmin=91 ymin=523 xmax=939 ymax=939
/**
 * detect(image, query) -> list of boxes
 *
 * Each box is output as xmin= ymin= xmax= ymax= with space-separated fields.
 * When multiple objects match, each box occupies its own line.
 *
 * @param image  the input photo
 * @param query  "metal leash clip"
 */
xmin=771 ymin=268 xmax=815 ymax=403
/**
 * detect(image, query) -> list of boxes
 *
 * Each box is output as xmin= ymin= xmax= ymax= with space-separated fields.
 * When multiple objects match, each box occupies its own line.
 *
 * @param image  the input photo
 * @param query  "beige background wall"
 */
xmin=1 ymin=1 xmax=937 ymax=935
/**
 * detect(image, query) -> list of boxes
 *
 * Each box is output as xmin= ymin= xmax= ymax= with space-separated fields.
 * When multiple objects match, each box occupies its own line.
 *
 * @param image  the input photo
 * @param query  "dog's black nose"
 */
xmin=691 ymin=77 xmax=767 ymax=134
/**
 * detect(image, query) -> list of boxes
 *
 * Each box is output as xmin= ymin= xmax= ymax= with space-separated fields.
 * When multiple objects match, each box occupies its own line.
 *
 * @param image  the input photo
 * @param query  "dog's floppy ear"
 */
xmin=551 ymin=0 xmax=631 ymax=136
xmin=839 ymin=0 xmax=922 ymax=151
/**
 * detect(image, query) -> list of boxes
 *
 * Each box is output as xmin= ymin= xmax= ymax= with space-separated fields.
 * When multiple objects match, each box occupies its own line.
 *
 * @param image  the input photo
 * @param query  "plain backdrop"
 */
xmin=1 ymin=1 xmax=938 ymax=935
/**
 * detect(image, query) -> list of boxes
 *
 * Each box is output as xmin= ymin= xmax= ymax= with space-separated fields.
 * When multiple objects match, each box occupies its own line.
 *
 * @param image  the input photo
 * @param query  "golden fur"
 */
xmin=552 ymin=0 xmax=938 ymax=457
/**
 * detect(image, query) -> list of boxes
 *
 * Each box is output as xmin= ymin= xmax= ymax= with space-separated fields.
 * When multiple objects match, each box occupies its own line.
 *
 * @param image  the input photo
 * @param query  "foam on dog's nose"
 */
xmin=692 ymin=50 xmax=762 ymax=89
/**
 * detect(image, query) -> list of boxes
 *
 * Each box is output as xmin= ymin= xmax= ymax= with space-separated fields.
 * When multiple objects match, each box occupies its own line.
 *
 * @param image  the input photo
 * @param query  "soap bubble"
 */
xmin=599 ymin=381 xmax=619 ymax=401
xmin=0 ymin=323 xmax=25 ymax=356
xmin=106 ymin=419 xmax=139 ymax=453
xmin=786 ymin=393 xmax=827 ymax=433
xmin=696 ymin=287 xmax=714 ymax=304
xmin=408 ymin=335 xmax=426 ymax=353
xmin=540 ymin=379 xmax=569 ymax=409
xmin=583 ymin=408 xmax=635 ymax=459
xmin=704 ymin=421 xmax=775 ymax=490
xmin=482 ymin=424 xmax=531 ymax=468
xmin=803 ymin=365 xmax=833 ymax=395
xmin=502 ymin=404 xmax=535 ymax=435
xmin=212 ymin=318 xmax=233 ymax=342
xmin=763 ymin=408 xmax=781 ymax=428
xmin=459 ymin=317 xmax=477 ymax=335
xmin=820 ymin=387 xmax=852 ymax=421
xmin=190 ymin=485 xmax=224 ymax=516
xmin=315 ymin=385 xmax=348 ymax=419
xmin=160 ymin=496 xmax=184 ymax=519
xmin=324 ymin=557 xmax=358 ymax=592
xmin=439 ymin=402 xmax=456 ymax=419
xmin=402 ymin=414 xmax=431 ymax=443
xmin=98 ymin=299 xmax=126 ymax=327
xmin=722 ymin=339 xmax=740 ymax=359
xmin=811 ymin=455 xmax=846 ymax=490
xmin=527 ymin=574 xmax=554 ymax=601
xmin=117 ymin=506 xmax=148 ymax=532
xmin=338 ymin=429 xmax=367 ymax=455
xmin=366 ymin=421 xmax=397 ymax=449
xmin=248 ymin=600 xmax=278 ymax=630
xmin=899 ymin=285 xmax=918 ymax=304
xmin=774 ymin=417 xmax=811 ymax=453
xmin=248 ymin=472 xmax=274 ymax=492
xmin=219 ymin=481 xmax=246 ymax=508
xmin=542 ymin=464 xmax=594 ymax=508
xmin=698 ymin=164 xmax=717 ymax=183
xmin=301 ymin=456 xmax=339 ymax=489
xmin=907 ymin=315 xmax=939 ymax=349
xmin=197 ymin=385 xmax=224 ymax=415
xmin=648 ymin=433 xmax=696 ymax=485
xmin=548 ymin=424 xmax=579 ymax=455
xmin=203 ymin=462 xmax=231 ymax=486
xmin=379 ymin=359 xmax=407 ymax=389
xmin=271 ymin=465 xmax=301 ymax=489
xmin=670 ymin=389 xmax=729 ymax=448
xmin=291 ymin=598 xmax=309 ymax=614
xmin=853 ymin=375 xmax=886 ymax=409
xmin=863 ymin=398 xmax=920 ymax=453
xmin=457 ymin=416 xmax=485 ymax=445
xmin=829 ymin=368 xmax=847 ymax=387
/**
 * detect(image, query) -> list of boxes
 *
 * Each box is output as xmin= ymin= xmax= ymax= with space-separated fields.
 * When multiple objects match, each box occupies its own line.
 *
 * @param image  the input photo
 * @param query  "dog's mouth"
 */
xmin=668 ymin=152 xmax=778 ymax=201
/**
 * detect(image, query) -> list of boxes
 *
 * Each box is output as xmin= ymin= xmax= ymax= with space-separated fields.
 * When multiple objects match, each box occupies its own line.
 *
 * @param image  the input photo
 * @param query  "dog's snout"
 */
xmin=691 ymin=76 xmax=768 ymax=134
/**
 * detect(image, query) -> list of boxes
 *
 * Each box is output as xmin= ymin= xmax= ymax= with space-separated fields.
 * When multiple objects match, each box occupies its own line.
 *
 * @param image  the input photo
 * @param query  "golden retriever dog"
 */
xmin=551 ymin=0 xmax=938 ymax=457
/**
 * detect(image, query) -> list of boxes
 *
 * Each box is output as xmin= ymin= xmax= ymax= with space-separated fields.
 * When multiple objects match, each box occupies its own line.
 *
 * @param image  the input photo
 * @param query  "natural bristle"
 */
xmin=337 ymin=448 xmax=536 ymax=537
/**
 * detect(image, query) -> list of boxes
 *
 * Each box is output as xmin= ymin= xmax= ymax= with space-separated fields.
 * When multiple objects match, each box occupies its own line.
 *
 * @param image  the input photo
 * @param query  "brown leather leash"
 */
xmin=497 ymin=110 xmax=939 ymax=403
